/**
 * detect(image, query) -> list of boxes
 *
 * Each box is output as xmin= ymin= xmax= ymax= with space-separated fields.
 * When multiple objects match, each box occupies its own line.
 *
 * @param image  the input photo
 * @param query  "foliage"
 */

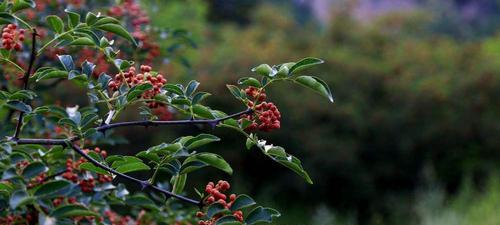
xmin=0 ymin=0 xmax=333 ymax=224
xmin=156 ymin=2 xmax=499 ymax=224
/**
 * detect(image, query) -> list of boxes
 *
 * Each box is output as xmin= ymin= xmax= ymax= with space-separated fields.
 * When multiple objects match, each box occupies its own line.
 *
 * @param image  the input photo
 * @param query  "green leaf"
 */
xmin=65 ymin=10 xmax=80 ymax=28
xmin=70 ymin=37 xmax=95 ymax=46
xmin=288 ymin=57 xmax=324 ymax=75
xmin=46 ymin=15 xmax=64 ymax=33
xmin=163 ymin=84 xmax=184 ymax=95
xmin=0 ymin=1 xmax=7 ymax=12
xmin=172 ymin=174 xmax=187 ymax=194
xmin=226 ymin=85 xmax=243 ymax=99
xmin=11 ymin=0 xmax=35 ymax=12
xmin=207 ymin=203 xmax=228 ymax=218
xmin=9 ymin=190 xmax=33 ymax=209
xmin=185 ymin=80 xmax=200 ymax=96
xmin=251 ymin=64 xmax=273 ymax=76
xmin=127 ymin=83 xmax=153 ymax=101
xmin=34 ymin=69 xmax=68 ymax=82
xmin=179 ymin=160 xmax=207 ymax=174
xmin=262 ymin=145 xmax=313 ymax=184
xmin=238 ymin=77 xmax=261 ymax=87
xmin=115 ymin=161 xmax=150 ymax=174
xmin=216 ymin=216 xmax=242 ymax=225
xmin=22 ymin=161 xmax=48 ymax=179
xmin=0 ymin=12 xmax=15 ymax=25
xmin=95 ymin=23 xmax=137 ymax=46
xmin=230 ymin=194 xmax=256 ymax=211
xmin=0 ymin=183 xmax=14 ymax=193
xmin=246 ymin=137 xmax=255 ymax=150
xmin=9 ymin=90 xmax=37 ymax=100
xmin=79 ymin=162 xmax=110 ymax=175
xmin=147 ymin=143 xmax=183 ymax=155
xmin=191 ymin=92 xmax=211 ymax=105
xmin=294 ymin=76 xmax=334 ymax=103
xmin=57 ymin=55 xmax=74 ymax=71
xmin=94 ymin=16 xmax=121 ymax=26
xmin=184 ymin=134 xmax=220 ymax=150
xmin=192 ymin=104 xmax=215 ymax=119
xmin=50 ymin=205 xmax=99 ymax=218
xmin=184 ymin=153 xmax=232 ymax=174
xmin=244 ymin=206 xmax=280 ymax=224
xmin=5 ymin=100 xmax=32 ymax=113
xmin=85 ymin=12 xmax=98 ymax=25
xmin=276 ymin=155 xmax=313 ymax=184
xmin=34 ymin=180 xmax=72 ymax=197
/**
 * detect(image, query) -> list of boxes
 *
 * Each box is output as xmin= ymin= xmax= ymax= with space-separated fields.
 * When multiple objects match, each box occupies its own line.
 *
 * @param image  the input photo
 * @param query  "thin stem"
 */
xmin=0 ymin=58 xmax=25 ymax=73
xmin=12 ymin=29 xmax=37 ymax=140
xmin=12 ymin=14 xmax=34 ymax=31
xmin=36 ymin=29 xmax=73 ymax=56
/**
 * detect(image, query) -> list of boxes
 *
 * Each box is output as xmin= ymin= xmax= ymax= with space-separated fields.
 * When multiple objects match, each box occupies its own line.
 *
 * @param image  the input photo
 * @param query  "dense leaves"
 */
xmin=0 ymin=1 xmax=333 ymax=224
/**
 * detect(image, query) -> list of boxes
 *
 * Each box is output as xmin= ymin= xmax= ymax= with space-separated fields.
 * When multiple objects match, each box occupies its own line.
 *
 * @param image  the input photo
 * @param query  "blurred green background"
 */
xmin=122 ymin=0 xmax=500 ymax=224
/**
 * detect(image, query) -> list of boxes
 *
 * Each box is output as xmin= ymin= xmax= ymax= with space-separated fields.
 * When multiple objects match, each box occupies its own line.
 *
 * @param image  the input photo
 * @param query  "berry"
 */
xmin=241 ymin=101 xmax=281 ymax=132
xmin=199 ymin=180 xmax=244 ymax=225
xmin=1 ymin=24 xmax=25 ymax=51
xmin=108 ymin=65 xmax=167 ymax=109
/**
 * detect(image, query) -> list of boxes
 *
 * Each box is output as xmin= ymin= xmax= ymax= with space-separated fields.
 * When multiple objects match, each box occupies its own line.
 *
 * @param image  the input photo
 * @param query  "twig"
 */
xmin=12 ymin=29 xmax=37 ymax=140
xmin=69 ymin=143 xmax=202 ymax=207
xmin=12 ymin=108 xmax=253 ymax=207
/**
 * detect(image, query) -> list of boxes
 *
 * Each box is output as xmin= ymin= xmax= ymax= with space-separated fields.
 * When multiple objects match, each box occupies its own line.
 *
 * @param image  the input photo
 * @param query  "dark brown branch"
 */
xmin=96 ymin=108 xmax=253 ymax=133
xmin=69 ymin=143 xmax=203 ymax=207
xmin=12 ymin=29 xmax=38 ymax=140
xmin=15 ymin=108 xmax=253 ymax=145
xmin=12 ymin=108 xmax=253 ymax=207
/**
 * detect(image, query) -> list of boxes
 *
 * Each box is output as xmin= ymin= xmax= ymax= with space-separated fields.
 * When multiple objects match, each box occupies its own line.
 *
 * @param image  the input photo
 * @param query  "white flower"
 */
xmin=66 ymin=105 xmax=79 ymax=118
xmin=105 ymin=110 xmax=115 ymax=124
xmin=257 ymin=140 xmax=267 ymax=147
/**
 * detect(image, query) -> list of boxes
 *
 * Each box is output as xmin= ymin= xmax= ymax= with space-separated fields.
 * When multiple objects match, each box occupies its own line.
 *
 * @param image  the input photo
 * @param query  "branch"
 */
xmin=12 ymin=29 xmax=38 ymax=140
xmin=96 ymin=108 xmax=253 ymax=133
xmin=12 ymin=108 xmax=253 ymax=207
xmin=69 ymin=143 xmax=202 ymax=207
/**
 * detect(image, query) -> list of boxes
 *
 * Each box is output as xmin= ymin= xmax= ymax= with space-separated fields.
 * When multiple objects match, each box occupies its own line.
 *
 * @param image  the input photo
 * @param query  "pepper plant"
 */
xmin=0 ymin=0 xmax=334 ymax=224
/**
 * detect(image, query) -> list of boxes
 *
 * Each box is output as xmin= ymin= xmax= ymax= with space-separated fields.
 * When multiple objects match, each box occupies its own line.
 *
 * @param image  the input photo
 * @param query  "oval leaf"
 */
xmin=288 ymin=57 xmax=324 ymax=75
xmin=50 ymin=205 xmax=99 ymax=218
xmin=230 ymin=194 xmax=256 ymax=211
xmin=294 ymin=76 xmax=334 ymax=103
xmin=22 ymin=161 xmax=48 ymax=179
xmin=34 ymin=180 xmax=72 ymax=197
xmin=184 ymin=153 xmax=232 ymax=175
xmin=96 ymin=23 xmax=137 ymax=46
xmin=46 ymin=15 xmax=64 ymax=33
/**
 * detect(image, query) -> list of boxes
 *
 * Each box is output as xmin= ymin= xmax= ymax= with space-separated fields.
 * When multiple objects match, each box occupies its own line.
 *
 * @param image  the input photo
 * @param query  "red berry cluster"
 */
xmin=244 ymin=86 xmax=267 ymax=102
xmin=242 ymin=101 xmax=281 ymax=132
xmin=2 ymin=24 xmax=25 ymax=51
xmin=62 ymin=147 xmax=112 ymax=193
xmin=196 ymin=181 xmax=244 ymax=225
xmin=108 ymin=65 xmax=167 ymax=108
